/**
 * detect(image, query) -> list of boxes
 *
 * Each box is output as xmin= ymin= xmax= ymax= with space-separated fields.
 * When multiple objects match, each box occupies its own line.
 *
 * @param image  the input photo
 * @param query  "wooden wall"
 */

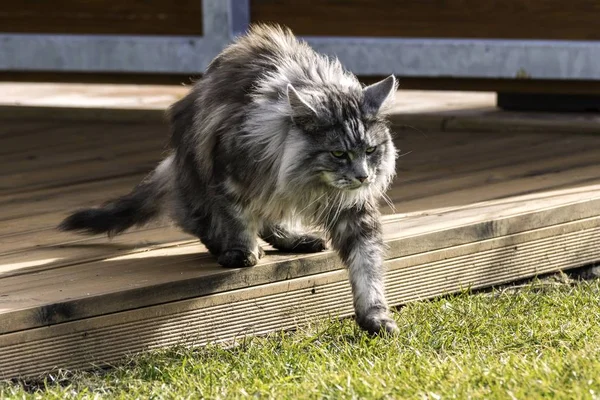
xmin=251 ymin=0 xmax=600 ymax=40
xmin=0 ymin=0 xmax=203 ymax=36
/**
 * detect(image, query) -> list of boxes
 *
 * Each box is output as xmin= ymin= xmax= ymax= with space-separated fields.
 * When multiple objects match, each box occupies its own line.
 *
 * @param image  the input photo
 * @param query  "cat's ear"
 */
xmin=362 ymin=75 xmax=397 ymax=115
xmin=287 ymin=84 xmax=318 ymax=123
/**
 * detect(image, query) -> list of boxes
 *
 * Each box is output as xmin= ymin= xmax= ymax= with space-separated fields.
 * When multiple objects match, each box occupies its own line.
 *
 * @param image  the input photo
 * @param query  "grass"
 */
xmin=2 ymin=276 xmax=600 ymax=399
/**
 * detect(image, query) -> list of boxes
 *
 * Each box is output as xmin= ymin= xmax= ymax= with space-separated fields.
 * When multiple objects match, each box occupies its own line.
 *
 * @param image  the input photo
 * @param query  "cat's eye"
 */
xmin=331 ymin=151 xmax=346 ymax=158
xmin=366 ymin=146 xmax=377 ymax=154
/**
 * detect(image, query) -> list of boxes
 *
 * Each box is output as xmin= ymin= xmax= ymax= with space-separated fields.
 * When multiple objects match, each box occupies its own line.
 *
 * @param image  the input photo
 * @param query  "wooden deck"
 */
xmin=2 ymin=103 xmax=600 ymax=378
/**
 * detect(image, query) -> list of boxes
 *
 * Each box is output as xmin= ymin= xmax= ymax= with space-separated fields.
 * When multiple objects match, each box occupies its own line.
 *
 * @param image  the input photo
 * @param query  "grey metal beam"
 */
xmin=0 ymin=34 xmax=222 ymax=74
xmin=306 ymin=37 xmax=600 ymax=80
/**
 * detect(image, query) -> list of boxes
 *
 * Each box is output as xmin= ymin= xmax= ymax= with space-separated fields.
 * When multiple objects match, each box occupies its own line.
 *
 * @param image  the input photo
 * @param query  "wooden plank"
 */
xmin=5 ymin=183 xmax=600 ymax=277
xmin=392 ymin=169 xmax=600 ymax=214
xmin=394 ymin=164 xmax=600 ymax=213
xmin=1 ymin=153 xmax=159 ymax=196
xmin=0 ymin=126 xmax=166 ymax=195
xmin=0 ymin=231 xmax=196 ymax=278
xmin=0 ymin=121 xmax=166 ymax=158
xmin=0 ymin=221 xmax=191 ymax=260
xmin=251 ymin=0 xmax=600 ymax=40
xmin=4 ymin=155 xmax=595 ymax=258
xmin=0 ymin=83 xmax=186 ymax=111
xmin=392 ymin=137 xmax=600 ymax=200
xmin=0 ymin=72 xmax=203 ymax=86
xmin=0 ymin=121 xmax=60 ymax=138
xmin=1 ymin=133 xmax=166 ymax=177
xmin=0 ymin=175 xmax=146 ymax=235
xmin=0 ymin=125 xmax=104 ymax=157
xmin=2 ymin=193 xmax=600 ymax=378
xmin=394 ymin=132 xmax=562 ymax=175
xmin=391 ymin=78 xmax=600 ymax=96
xmin=0 ymin=0 xmax=203 ymax=36
xmin=4 ymin=74 xmax=600 ymax=96
xmin=0 ymin=129 xmax=502 ymax=213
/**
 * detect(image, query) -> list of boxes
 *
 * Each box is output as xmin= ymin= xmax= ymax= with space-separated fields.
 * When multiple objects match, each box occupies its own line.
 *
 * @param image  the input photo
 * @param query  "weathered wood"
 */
xmin=0 ymin=0 xmax=203 ymax=36
xmin=0 ymin=226 xmax=194 ymax=269
xmin=2 ymin=187 xmax=600 ymax=336
xmin=0 ymin=122 xmax=165 ymax=158
xmin=0 ymin=121 xmax=60 ymax=138
xmin=1 ymin=115 xmax=600 ymax=378
xmin=2 ymin=203 xmax=600 ymax=377
xmin=387 ymin=78 xmax=600 ymax=96
xmin=4 ymin=75 xmax=600 ymax=96
xmin=2 ymin=151 xmax=159 ymax=195
xmin=251 ymin=0 xmax=600 ymax=40
xmin=0 ymin=175 xmax=147 ymax=237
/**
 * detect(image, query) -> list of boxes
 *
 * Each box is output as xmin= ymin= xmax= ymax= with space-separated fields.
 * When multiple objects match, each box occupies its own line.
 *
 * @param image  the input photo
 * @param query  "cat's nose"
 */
xmin=356 ymin=176 xmax=368 ymax=183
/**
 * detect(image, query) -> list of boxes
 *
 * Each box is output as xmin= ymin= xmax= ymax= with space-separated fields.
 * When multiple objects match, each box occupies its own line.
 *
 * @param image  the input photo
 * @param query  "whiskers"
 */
xmin=397 ymin=150 xmax=413 ymax=159
xmin=369 ymin=183 xmax=396 ymax=213
xmin=380 ymin=191 xmax=396 ymax=213
xmin=298 ymin=192 xmax=327 ymax=215
xmin=395 ymin=124 xmax=428 ymax=139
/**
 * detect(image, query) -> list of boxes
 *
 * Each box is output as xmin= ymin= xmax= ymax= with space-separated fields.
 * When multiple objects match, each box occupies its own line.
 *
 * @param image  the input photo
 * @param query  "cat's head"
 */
xmin=285 ymin=75 xmax=397 ymax=197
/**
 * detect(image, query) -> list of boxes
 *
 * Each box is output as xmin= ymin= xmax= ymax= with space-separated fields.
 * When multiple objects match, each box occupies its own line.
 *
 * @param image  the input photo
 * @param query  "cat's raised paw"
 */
xmin=218 ymin=249 xmax=259 ymax=268
xmin=357 ymin=310 xmax=399 ymax=336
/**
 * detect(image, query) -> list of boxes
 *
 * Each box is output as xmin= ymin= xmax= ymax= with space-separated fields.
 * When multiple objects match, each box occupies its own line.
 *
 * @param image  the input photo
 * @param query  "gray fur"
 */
xmin=59 ymin=24 xmax=399 ymax=334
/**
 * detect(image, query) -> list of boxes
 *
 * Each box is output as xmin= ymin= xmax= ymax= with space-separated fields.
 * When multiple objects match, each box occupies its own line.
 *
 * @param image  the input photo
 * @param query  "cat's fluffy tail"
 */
xmin=59 ymin=155 xmax=174 ymax=237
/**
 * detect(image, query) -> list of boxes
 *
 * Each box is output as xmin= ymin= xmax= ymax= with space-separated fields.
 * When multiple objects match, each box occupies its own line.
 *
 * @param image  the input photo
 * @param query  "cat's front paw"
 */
xmin=357 ymin=308 xmax=398 ymax=336
xmin=218 ymin=249 xmax=260 ymax=268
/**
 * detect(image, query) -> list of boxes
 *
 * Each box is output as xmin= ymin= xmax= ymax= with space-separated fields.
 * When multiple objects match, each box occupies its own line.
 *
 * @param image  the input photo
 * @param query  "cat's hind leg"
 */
xmin=260 ymin=223 xmax=327 ymax=253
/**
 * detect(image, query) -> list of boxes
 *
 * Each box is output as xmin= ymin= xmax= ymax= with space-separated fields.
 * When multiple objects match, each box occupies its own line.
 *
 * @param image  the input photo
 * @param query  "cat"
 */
xmin=59 ymin=24 xmax=399 ymax=335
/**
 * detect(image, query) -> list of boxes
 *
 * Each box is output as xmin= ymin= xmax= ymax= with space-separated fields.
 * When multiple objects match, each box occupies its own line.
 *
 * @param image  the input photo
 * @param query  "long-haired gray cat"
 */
xmin=60 ymin=25 xmax=399 ymax=334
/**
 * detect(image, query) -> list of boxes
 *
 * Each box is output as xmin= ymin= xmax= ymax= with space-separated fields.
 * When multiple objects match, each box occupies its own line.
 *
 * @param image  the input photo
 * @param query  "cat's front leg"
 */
xmin=328 ymin=204 xmax=398 ymax=335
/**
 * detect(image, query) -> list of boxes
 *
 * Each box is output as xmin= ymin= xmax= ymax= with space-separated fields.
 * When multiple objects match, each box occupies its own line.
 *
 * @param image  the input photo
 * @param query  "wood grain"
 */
xmin=251 ymin=0 xmax=600 ymax=40
xmin=0 ymin=0 xmax=203 ymax=36
xmin=4 ymin=74 xmax=600 ymax=96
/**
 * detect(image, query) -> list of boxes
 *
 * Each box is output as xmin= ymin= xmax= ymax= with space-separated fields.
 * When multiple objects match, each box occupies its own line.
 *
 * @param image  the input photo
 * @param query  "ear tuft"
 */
xmin=362 ymin=75 xmax=398 ymax=115
xmin=287 ymin=84 xmax=322 ymax=129
xmin=287 ymin=84 xmax=318 ymax=117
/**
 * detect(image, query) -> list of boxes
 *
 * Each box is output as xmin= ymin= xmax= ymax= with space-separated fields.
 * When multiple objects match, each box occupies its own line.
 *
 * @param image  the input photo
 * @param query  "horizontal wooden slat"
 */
xmin=251 ymin=0 xmax=600 ymax=40
xmin=0 ymin=0 xmax=203 ymax=36
xmin=3 ymin=74 xmax=600 ymax=96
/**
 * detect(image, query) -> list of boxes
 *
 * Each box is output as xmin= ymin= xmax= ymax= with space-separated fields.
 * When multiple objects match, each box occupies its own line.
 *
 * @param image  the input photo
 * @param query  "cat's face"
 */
xmin=306 ymin=122 xmax=395 ymax=192
xmin=287 ymin=76 xmax=397 ymax=195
